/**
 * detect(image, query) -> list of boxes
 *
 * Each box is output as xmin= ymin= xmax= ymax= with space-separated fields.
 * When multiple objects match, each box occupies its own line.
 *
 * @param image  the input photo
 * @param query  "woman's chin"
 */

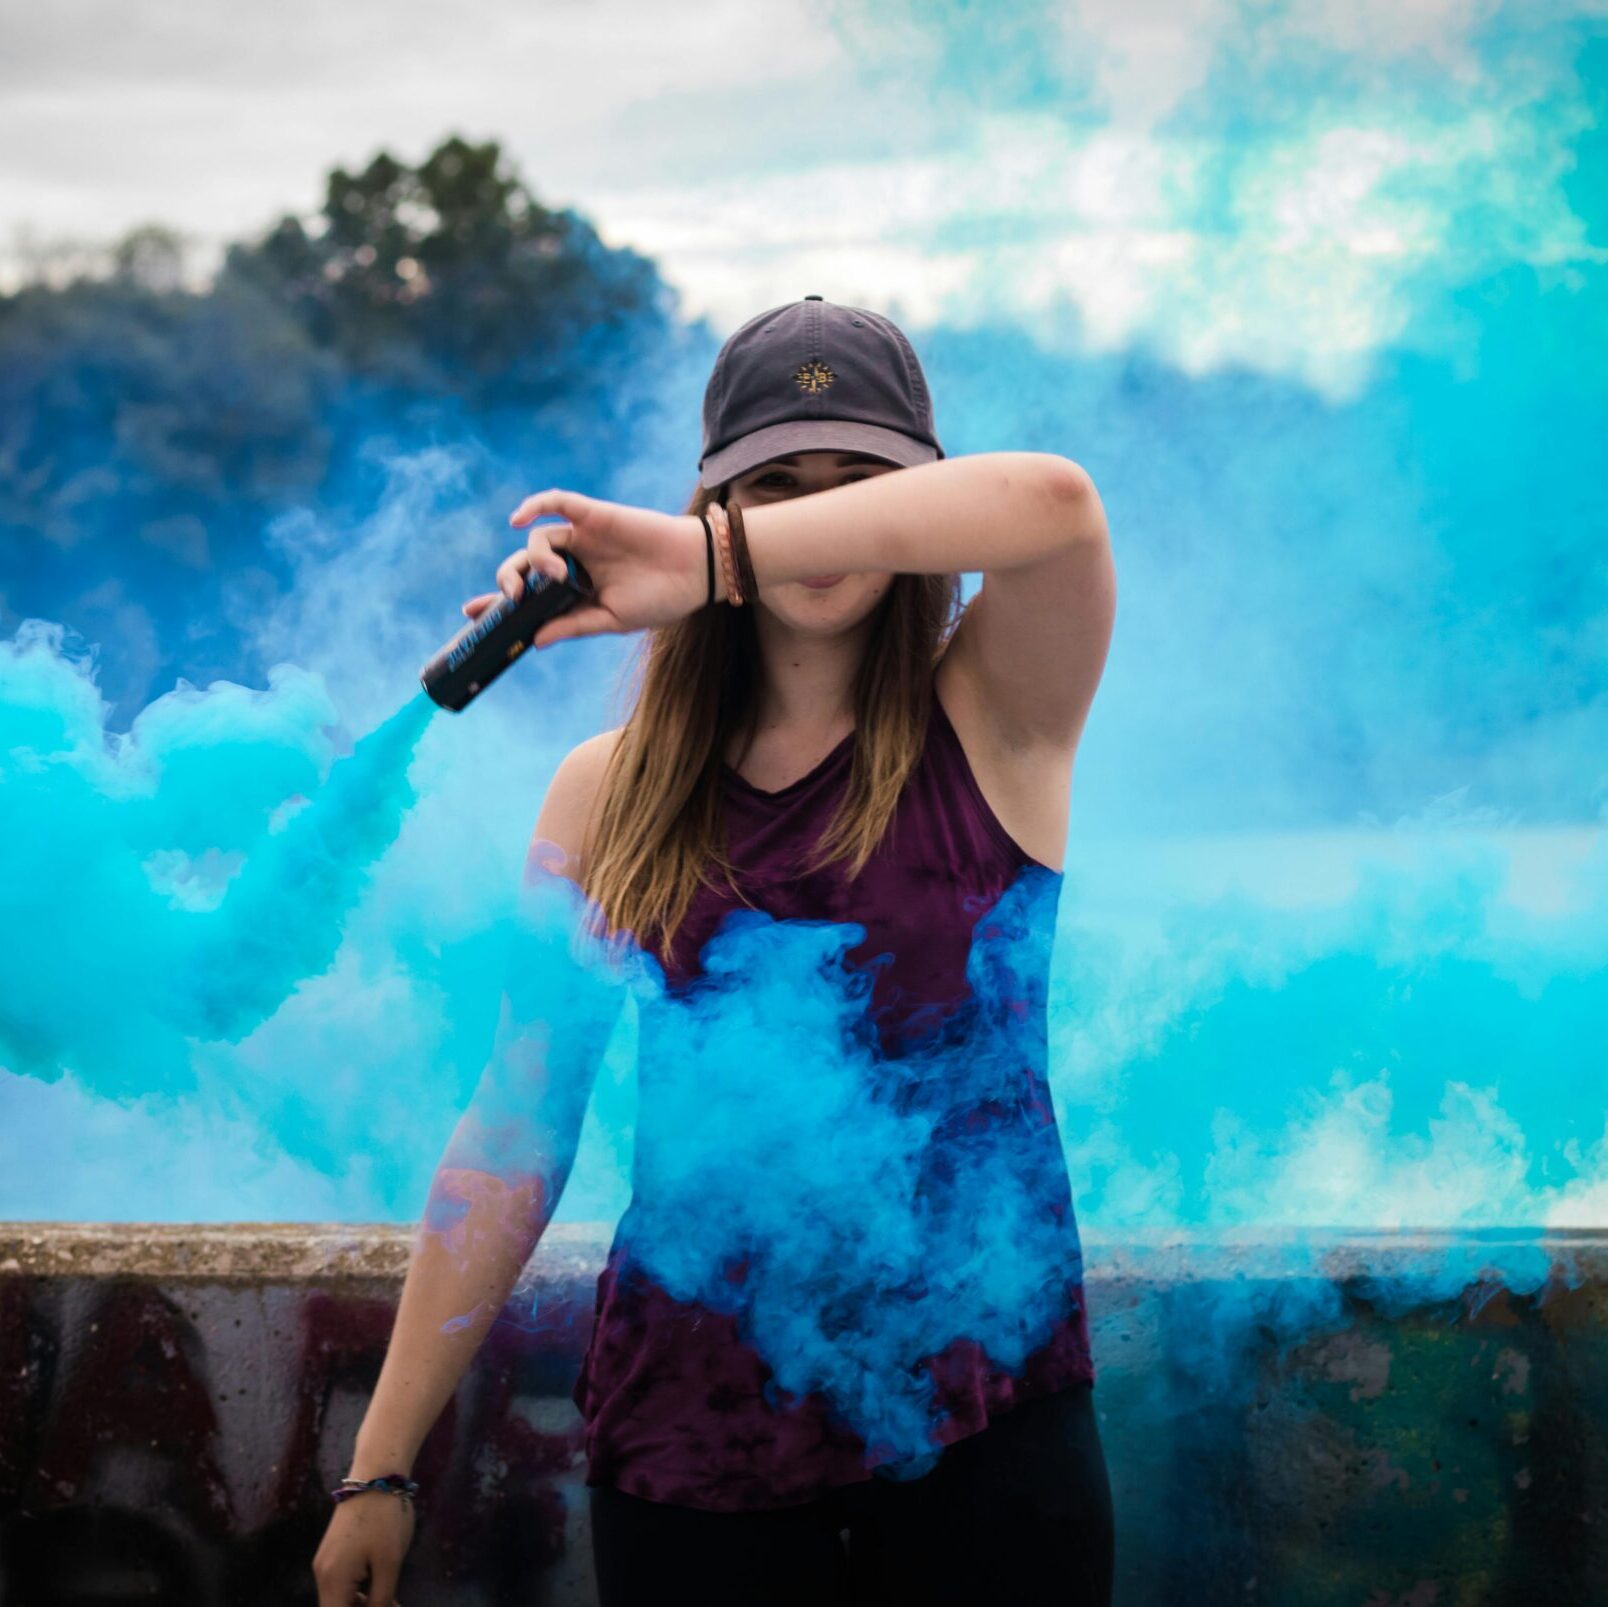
xmin=765 ymin=582 xmax=884 ymax=632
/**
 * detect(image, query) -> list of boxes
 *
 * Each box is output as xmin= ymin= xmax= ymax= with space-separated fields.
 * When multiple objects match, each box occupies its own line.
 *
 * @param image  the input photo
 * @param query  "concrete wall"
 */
xmin=1 ymin=1223 xmax=1604 ymax=1605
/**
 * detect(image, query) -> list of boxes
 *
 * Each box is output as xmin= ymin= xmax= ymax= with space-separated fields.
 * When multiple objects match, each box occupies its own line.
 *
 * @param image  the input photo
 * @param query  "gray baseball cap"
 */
xmin=699 ymin=295 xmax=945 ymax=489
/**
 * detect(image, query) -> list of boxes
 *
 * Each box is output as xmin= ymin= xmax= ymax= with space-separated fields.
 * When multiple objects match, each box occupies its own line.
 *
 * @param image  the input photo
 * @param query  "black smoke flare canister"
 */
xmin=420 ymin=552 xmax=597 ymax=712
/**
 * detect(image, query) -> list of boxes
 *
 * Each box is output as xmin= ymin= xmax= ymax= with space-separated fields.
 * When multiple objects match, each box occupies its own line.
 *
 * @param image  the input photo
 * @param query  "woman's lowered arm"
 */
xmin=345 ymin=732 xmax=626 ymax=1480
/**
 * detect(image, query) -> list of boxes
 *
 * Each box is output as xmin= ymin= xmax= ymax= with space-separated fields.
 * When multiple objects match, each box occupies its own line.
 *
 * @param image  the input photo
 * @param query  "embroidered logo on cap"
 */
xmin=793 ymin=360 xmax=836 ymax=395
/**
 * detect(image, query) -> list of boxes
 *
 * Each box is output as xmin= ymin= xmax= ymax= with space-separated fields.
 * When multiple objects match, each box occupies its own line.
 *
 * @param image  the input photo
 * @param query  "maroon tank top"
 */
xmin=571 ymin=684 xmax=1095 ymax=1511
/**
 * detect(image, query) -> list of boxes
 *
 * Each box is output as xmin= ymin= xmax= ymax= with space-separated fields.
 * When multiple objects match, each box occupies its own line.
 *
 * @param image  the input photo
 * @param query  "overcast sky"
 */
xmin=3 ymin=0 xmax=1605 ymax=400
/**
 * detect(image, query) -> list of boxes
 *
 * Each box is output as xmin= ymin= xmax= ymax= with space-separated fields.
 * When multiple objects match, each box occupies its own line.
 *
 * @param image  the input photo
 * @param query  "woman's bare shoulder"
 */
xmin=528 ymin=727 xmax=626 ymax=881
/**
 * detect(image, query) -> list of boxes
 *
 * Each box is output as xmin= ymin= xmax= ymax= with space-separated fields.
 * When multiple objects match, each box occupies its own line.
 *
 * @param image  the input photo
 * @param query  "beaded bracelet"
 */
xmin=331 ymin=1473 xmax=419 ymax=1505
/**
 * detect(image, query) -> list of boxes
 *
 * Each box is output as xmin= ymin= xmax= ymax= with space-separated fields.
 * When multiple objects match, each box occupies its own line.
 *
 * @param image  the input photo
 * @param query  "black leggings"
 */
xmin=588 ymin=1383 xmax=1114 ymax=1607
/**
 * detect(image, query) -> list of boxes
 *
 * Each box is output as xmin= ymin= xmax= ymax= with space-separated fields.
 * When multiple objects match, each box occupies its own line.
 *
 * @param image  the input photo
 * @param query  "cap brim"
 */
xmin=700 ymin=420 xmax=940 ymax=488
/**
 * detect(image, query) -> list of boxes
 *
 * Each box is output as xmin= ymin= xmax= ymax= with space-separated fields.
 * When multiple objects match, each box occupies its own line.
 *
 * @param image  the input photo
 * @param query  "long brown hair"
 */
xmin=580 ymin=476 xmax=964 ymax=971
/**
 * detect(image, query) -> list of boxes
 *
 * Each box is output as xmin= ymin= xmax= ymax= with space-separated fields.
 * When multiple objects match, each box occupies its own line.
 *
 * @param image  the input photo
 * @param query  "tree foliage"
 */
xmin=0 ymin=134 xmax=690 ymax=719
xmin=222 ymin=135 xmax=671 ymax=410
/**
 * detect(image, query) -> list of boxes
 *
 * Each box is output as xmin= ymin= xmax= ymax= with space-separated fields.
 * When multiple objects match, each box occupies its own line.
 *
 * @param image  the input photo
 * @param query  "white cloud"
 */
xmin=1 ymin=0 xmax=1603 ymax=399
xmin=1054 ymin=0 xmax=1241 ymax=129
xmin=1278 ymin=0 xmax=1497 ymax=73
xmin=587 ymin=73 xmax=1604 ymax=400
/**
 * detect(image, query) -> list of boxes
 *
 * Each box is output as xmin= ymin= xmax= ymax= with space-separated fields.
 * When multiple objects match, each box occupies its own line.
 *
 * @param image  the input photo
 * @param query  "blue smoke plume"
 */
xmin=1 ymin=420 xmax=1601 ymax=1456
xmin=4 ymin=24 xmax=1606 ymax=1453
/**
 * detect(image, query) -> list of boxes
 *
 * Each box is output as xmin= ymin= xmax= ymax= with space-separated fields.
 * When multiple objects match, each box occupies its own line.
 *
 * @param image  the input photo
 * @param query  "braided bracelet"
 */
xmin=726 ymin=499 xmax=759 ymax=604
xmin=331 ymin=1473 xmax=419 ymax=1505
xmin=707 ymin=501 xmax=743 ymax=607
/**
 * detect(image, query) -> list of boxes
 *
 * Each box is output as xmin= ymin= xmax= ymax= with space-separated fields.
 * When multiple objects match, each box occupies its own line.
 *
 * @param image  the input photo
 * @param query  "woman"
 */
xmin=314 ymin=296 xmax=1117 ymax=1607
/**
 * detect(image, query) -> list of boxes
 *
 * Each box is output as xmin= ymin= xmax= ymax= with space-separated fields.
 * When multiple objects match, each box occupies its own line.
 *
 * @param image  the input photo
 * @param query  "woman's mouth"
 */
xmin=801 ymin=575 xmax=844 ymax=589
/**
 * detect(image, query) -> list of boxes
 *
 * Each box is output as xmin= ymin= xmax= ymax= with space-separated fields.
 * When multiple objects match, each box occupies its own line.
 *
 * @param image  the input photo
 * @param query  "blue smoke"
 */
xmin=0 ymin=623 xmax=432 ymax=1092
xmin=427 ymin=847 xmax=1087 ymax=1470
xmin=1 ymin=434 xmax=1601 ymax=1458
xmin=3 ymin=17 xmax=1605 ymax=1461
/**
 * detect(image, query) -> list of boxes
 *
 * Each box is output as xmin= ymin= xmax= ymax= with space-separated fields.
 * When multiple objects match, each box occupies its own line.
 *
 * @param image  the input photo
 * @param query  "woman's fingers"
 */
xmin=527 ymin=525 xmax=572 ymax=585
xmin=509 ymin=488 xmax=585 ymax=528
xmin=538 ymin=552 xmax=570 ymax=584
xmin=493 ymin=527 xmax=572 ymax=602
xmin=365 ymin=1557 xmax=402 ymax=1607
xmin=494 ymin=552 xmax=532 ymax=600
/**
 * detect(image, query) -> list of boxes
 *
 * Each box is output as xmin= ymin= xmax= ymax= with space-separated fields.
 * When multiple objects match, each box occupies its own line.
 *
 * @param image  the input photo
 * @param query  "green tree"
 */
xmin=223 ymin=134 xmax=675 ymax=412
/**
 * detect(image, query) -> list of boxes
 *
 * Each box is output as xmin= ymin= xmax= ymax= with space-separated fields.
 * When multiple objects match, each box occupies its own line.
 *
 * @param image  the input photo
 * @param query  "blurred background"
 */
xmin=2 ymin=0 xmax=1604 ymax=1242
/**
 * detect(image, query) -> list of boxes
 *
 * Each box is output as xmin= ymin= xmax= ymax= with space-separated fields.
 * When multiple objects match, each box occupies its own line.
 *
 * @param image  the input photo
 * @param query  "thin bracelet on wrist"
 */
xmin=697 ymin=513 xmax=716 ymax=608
